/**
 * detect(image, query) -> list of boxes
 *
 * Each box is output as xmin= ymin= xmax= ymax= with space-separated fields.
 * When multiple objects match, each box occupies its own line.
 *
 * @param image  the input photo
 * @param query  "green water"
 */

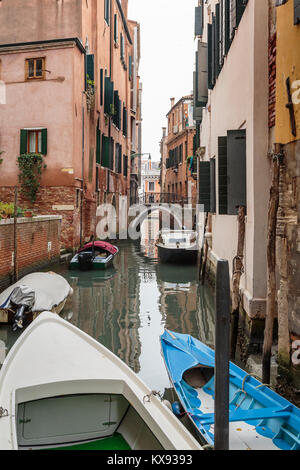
xmin=0 ymin=228 xmax=215 ymax=394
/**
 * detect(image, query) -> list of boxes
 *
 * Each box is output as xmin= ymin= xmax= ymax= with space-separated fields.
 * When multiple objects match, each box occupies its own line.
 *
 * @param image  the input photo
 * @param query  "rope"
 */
xmin=232 ymin=255 xmax=244 ymax=276
xmin=143 ymin=390 xmax=162 ymax=404
xmin=0 ymin=407 xmax=8 ymax=418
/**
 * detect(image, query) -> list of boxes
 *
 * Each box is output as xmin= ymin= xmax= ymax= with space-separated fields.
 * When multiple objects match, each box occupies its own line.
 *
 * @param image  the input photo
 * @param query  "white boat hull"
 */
xmin=0 ymin=313 xmax=201 ymax=451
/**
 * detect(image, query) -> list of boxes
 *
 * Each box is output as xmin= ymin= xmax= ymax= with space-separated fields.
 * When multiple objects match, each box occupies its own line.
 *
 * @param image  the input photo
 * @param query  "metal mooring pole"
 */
xmin=13 ymin=186 xmax=19 ymax=283
xmin=214 ymin=259 xmax=230 ymax=450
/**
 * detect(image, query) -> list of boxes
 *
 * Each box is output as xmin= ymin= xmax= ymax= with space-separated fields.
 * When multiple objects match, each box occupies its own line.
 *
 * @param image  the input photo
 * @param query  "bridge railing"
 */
xmin=138 ymin=193 xmax=189 ymax=205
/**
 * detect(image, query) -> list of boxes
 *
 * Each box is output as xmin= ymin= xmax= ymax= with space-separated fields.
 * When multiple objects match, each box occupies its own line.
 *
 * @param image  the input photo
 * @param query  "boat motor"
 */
xmin=78 ymin=252 xmax=94 ymax=271
xmin=10 ymin=285 xmax=35 ymax=332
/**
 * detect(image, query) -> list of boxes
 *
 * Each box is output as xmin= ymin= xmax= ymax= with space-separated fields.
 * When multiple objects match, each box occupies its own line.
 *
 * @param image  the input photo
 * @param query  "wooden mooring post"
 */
xmin=262 ymin=151 xmax=281 ymax=385
xmin=214 ymin=259 xmax=230 ymax=450
xmin=230 ymin=206 xmax=246 ymax=360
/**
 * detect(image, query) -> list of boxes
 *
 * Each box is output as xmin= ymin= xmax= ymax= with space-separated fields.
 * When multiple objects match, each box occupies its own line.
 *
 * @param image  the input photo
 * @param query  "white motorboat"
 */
xmin=0 ymin=312 xmax=202 ymax=451
xmin=156 ymin=230 xmax=198 ymax=264
xmin=0 ymin=272 xmax=73 ymax=331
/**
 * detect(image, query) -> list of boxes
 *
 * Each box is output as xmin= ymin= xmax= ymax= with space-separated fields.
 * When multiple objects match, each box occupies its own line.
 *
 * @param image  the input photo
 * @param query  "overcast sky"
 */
xmin=128 ymin=0 xmax=196 ymax=161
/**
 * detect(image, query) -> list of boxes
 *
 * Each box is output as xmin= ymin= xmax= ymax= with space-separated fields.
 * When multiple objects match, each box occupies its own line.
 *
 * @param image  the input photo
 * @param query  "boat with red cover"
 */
xmin=69 ymin=241 xmax=119 ymax=271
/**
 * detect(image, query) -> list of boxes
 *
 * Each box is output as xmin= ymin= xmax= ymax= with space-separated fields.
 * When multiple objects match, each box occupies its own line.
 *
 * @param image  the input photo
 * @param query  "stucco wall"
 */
xmin=0 ymin=43 xmax=81 ymax=187
xmin=0 ymin=0 xmax=82 ymax=45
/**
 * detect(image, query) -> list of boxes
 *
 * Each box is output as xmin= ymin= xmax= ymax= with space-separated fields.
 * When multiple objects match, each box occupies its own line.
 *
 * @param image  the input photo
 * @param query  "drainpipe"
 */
xmin=81 ymin=88 xmax=85 ymax=247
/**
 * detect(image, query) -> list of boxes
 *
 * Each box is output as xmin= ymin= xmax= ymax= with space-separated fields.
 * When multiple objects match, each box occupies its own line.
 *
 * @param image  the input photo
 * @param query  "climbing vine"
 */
xmin=17 ymin=153 xmax=47 ymax=204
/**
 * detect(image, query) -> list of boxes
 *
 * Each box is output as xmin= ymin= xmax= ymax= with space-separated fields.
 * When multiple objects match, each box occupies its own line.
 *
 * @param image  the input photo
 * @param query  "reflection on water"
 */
xmin=0 ymin=217 xmax=216 ymax=394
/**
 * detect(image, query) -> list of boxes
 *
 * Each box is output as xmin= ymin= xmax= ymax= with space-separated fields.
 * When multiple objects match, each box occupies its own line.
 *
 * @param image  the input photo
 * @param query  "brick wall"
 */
xmin=0 ymin=215 xmax=61 ymax=292
xmin=269 ymin=32 xmax=276 ymax=129
xmin=0 ymin=186 xmax=81 ymax=250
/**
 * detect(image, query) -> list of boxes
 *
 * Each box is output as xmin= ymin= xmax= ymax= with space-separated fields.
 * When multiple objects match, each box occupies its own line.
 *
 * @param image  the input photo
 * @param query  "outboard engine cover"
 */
xmin=77 ymin=252 xmax=94 ymax=271
xmin=10 ymin=285 xmax=35 ymax=331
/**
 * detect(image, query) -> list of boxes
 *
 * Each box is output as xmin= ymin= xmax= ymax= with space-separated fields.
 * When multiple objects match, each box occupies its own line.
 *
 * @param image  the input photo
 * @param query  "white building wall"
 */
xmin=200 ymin=0 xmax=270 ymax=318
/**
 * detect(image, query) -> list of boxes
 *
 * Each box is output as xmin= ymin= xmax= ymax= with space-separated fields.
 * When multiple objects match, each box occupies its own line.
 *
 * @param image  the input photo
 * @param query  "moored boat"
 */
xmin=160 ymin=330 xmax=300 ymax=451
xmin=156 ymin=230 xmax=198 ymax=264
xmin=0 ymin=272 xmax=73 ymax=331
xmin=69 ymin=241 xmax=119 ymax=271
xmin=0 ymin=313 xmax=202 ymax=450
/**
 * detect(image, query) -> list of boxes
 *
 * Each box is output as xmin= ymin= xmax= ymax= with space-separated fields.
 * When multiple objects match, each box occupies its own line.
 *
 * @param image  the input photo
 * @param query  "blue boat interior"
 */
xmin=161 ymin=330 xmax=300 ymax=450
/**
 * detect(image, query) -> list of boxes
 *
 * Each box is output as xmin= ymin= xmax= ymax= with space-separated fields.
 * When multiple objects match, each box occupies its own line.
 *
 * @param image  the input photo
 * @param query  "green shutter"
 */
xmin=20 ymin=129 xmax=28 ymax=154
xmin=96 ymin=128 xmax=101 ymax=164
xmin=218 ymin=136 xmax=228 ymax=215
xmin=100 ymin=69 xmax=103 ymax=106
xmin=236 ymin=0 xmax=246 ymax=27
xmin=215 ymin=5 xmax=220 ymax=78
xmin=102 ymin=135 xmax=110 ymax=168
xmin=227 ymin=129 xmax=246 ymax=215
xmin=208 ymin=24 xmax=213 ymax=90
xmin=109 ymin=137 xmax=114 ymax=170
xmin=104 ymin=77 xmax=114 ymax=114
xmin=199 ymin=162 xmax=211 ymax=212
xmin=105 ymin=0 xmax=110 ymax=25
xmin=225 ymin=0 xmax=231 ymax=54
xmin=113 ymin=91 xmax=121 ymax=129
xmin=114 ymin=14 xmax=118 ymax=43
xmin=129 ymin=55 xmax=132 ymax=80
xmin=210 ymin=158 xmax=216 ymax=213
xmin=123 ymin=105 xmax=127 ymax=136
xmin=96 ymin=166 xmax=99 ymax=191
xmin=41 ymin=128 xmax=47 ymax=155
xmin=84 ymin=54 xmax=87 ymax=91
xmin=123 ymin=155 xmax=128 ymax=177
xmin=195 ymin=6 xmax=203 ymax=36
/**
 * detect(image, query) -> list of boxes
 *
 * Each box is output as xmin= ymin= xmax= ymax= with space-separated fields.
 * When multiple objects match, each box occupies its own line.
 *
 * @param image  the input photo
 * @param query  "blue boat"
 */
xmin=160 ymin=330 xmax=300 ymax=450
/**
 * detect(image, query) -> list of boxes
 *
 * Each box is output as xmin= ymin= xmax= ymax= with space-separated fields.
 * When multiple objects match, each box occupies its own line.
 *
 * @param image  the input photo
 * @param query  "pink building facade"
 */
xmin=0 ymin=0 xmax=141 ymax=249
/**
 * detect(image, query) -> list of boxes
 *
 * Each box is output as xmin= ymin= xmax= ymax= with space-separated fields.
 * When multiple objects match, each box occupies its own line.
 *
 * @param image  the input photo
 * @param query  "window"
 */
xmin=86 ymin=54 xmax=94 ymax=87
xmin=149 ymin=182 xmax=155 ymax=192
xmin=25 ymin=58 xmax=45 ymax=80
xmin=20 ymin=128 xmax=47 ymax=155
xmin=28 ymin=130 xmax=42 ymax=153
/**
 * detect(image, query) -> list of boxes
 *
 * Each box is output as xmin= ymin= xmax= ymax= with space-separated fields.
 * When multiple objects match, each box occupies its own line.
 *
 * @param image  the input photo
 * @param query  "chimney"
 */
xmin=170 ymin=97 xmax=175 ymax=108
xmin=121 ymin=0 xmax=128 ymax=18
xmin=162 ymin=127 xmax=166 ymax=138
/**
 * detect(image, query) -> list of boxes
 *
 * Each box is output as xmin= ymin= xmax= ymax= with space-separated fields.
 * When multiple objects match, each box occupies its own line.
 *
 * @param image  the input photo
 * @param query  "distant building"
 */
xmin=140 ymin=156 xmax=160 ymax=204
xmin=163 ymin=96 xmax=197 ymax=205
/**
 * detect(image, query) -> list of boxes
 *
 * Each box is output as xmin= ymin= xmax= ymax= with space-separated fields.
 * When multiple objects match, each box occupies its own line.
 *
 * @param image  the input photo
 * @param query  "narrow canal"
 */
xmin=0 ymin=215 xmax=216 ymax=397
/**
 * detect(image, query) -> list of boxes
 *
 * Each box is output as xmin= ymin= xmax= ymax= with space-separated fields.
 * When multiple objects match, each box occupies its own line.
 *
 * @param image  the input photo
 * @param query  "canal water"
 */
xmin=0 ymin=216 xmax=216 ymax=397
